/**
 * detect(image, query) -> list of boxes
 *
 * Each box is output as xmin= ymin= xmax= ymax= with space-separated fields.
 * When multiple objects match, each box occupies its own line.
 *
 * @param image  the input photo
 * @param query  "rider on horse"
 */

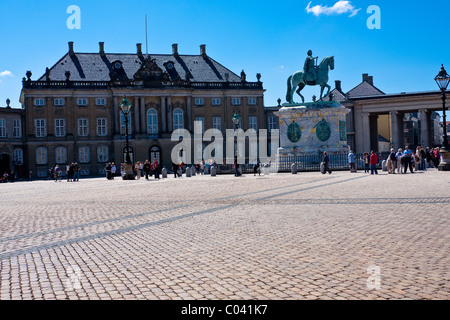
xmin=303 ymin=50 xmax=318 ymax=84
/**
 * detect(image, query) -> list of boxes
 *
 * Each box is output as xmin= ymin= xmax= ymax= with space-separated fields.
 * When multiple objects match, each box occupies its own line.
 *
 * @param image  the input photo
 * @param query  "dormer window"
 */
xmin=112 ymin=61 xmax=123 ymax=70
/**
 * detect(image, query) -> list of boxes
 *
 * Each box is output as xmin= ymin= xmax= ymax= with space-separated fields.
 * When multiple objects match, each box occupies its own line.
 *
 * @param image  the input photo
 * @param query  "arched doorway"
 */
xmin=0 ymin=154 xmax=10 ymax=176
xmin=149 ymin=146 xmax=161 ymax=164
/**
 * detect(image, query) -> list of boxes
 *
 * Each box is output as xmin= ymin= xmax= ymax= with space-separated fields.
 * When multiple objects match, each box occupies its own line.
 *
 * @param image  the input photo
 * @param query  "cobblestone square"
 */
xmin=0 ymin=169 xmax=449 ymax=300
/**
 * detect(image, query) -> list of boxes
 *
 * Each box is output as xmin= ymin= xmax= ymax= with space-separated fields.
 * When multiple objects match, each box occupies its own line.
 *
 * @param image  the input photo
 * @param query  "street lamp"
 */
xmin=434 ymin=64 xmax=450 ymax=170
xmin=120 ymin=96 xmax=135 ymax=179
xmin=232 ymin=113 xmax=241 ymax=155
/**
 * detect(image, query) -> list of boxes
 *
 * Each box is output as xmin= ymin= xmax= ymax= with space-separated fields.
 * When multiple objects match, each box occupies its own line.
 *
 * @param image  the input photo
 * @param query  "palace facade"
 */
xmin=18 ymin=42 xmax=266 ymax=178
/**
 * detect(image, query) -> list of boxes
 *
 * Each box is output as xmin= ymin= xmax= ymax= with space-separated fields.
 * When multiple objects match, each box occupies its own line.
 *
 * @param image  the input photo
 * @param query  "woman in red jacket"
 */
xmin=370 ymin=150 xmax=378 ymax=175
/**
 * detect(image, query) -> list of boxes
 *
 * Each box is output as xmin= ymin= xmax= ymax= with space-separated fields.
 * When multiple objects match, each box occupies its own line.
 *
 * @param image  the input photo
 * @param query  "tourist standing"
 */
xmin=370 ymin=150 xmax=378 ymax=175
xmin=111 ymin=162 xmax=116 ymax=179
xmin=105 ymin=163 xmax=111 ymax=180
xmin=153 ymin=158 xmax=160 ymax=179
xmin=433 ymin=148 xmax=440 ymax=168
xmin=348 ymin=150 xmax=356 ymax=173
xmin=233 ymin=155 xmax=241 ymax=177
xmin=425 ymin=147 xmax=433 ymax=168
xmin=172 ymin=162 xmax=178 ymax=178
xmin=143 ymin=160 xmax=151 ymax=180
xmin=363 ymin=152 xmax=370 ymax=173
xmin=388 ymin=148 xmax=397 ymax=174
xmin=135 ymin=162 xmax=141 ymax=179
xmin=403 ymin=146 xmax=414 ymax=173
xmin=73 ymin=163 xmax=80 ymax=181
xmin=322 ymin=151 xmax=332 ymax=174
xmin=396 ymin=148 xmax=403 ymax=173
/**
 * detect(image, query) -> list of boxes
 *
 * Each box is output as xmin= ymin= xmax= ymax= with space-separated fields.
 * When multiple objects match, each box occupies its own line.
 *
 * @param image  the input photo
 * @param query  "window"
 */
xmin=150 ymin=146 xmax=161 ymax=163
xmin=231 ymin=98 xmax=241 ymax=106
xmin=212 ymin=116 xmax=222 ymax=132
xmin=249 ymin=116 xmax=258 ymax=131
xmin=194 ymin=98 xmax=204 ymax=106
xmin=55 ymin=119 xmax=66 ymax=137
xmin=147 ymin=109 xmax=158 ymax=137
xmin=212 ymin=98 xmax=221 ymax=106
xmin=78 ymin=146 xmax=90 ymax=163
xmin=248 ymin=98 xmax=257 ymax=105
xmin=97 ymin=118 xmax=107 ymax=136
xmin=96 ymin=98 xmax=106 ymax=106
xmin=13 ymin=149 xmax=23 ymax=165
xmin=54 ymin=98 xmax=65 ymax=106
xmin=78 ymin=118 xmax=89 ymax=136
xmin=0 ymin=119 xmax=5 ymax=137
xmin=36 ymin=147 xmax=47 ymax=164
xmin=173 ymin=108 xmax=184 ymax=130
xmin=34 ymin=99 xmax=45 ymax=106
xmin=13 ymin=120 xmax=21 ymax=138
xmin=194 ymin=116 xmax=205 ymax=133
xmin=120 ymin=113 xmax=132 ymax=136
xmin=97 ymin=146 xmax=109 ymax=163
xmin=55 ymin=147 xmax=67 ymax=164
xmin=268 ymin=116 xmax=278 ymax=132
xmin=35 ymin=119 xmax=47 ymax=137
xmin=77 ymin=98 xmax=88 ymax=106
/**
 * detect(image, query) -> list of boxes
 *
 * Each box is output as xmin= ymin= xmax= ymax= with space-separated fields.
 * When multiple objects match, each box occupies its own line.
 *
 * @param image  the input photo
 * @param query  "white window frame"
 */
xmin=78 ymin=146 xmax=90 ymax=163
xmin=55 ymin=146 xmax=67 ymax=164
xmin=212 ymin=116 xmax=222 ymax=132
xmin=194 ymin=98 xmax=204 ymax=106
xmin=212 ymin=98 xmax=221 ymax=106
xmin=13 ymin=120 xmax=22 ymax=138
xmin=13 ymin=148 xmax=23 ymax=165
xmin=195 ymin=116 xmax=205 ymax=133
xmin=248 ymin=98 xmax=257 ymax=105
xmin=173 ymin=108 xmax=184 ymax=130
xmin=268 ymin=116 xmax=278 ymax=132
xmin=96 ymin=98 xmax=106 ymax=106
xmin=78 ymin=118 xmax=89 ymax=137
xmin=96 ymin=118 xmax=107 ymax=137
xmin=0 ymin=119 xmax=6 ymax=138
xmin=249 ymin=116 xmax=258 ymax=131
xmin=77 ymin=98 xmax=88 ymax=106
xmin=55 ymin=119 xmax=66 ymax=137
xmin=35 ymin=119 xmax=47 ymax=138
xmin=120 ymin=113 xmax=132 ymax=136
xmin=97 ymin=146 xmax=109 ymax=163
xmin=34 ymin=99 xmax=46 ymax=106
xmin=147 ymin=109 xmax=158 ymax=136
xmin=36 ymin=147 xmax=48 ymax=165
xmin=231 ymin=98 xmax=241 ymax=106
xmin=54 ymin=98 xmax=65 ymax=106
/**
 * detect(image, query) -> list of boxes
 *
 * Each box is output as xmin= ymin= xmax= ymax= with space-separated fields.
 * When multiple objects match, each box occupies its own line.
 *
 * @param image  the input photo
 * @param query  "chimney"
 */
xmin=137 ymin=43 xmax=142 ymax=56
xmin=172 ymin=43 xmax=179 ymax=56
xmin=99 ymin=42 xmax=105 ymax=55
xmin=335 ymin=80 xmax=342 ymax=92
xmin=68 ymin=41 xmax=74 ymax=55
xmin=362 ymin=73 xmax=369 ymax=83
xmin=200 ymin=44 xmax=206 ymax=56
xmin=367 ymin=75 xmax=374 ymax=86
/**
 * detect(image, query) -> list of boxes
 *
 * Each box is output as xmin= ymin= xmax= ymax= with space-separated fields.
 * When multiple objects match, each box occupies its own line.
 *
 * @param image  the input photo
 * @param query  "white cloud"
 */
xmin=306 ymin=1 xmax=361 ymax=17
xmin=0 ymin=70 xmax=13 ymax=77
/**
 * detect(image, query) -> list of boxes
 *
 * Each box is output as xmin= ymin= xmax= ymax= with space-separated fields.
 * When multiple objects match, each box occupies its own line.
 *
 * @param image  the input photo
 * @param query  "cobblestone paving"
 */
xmin=0 ymin=169 xmax=449 ymax=300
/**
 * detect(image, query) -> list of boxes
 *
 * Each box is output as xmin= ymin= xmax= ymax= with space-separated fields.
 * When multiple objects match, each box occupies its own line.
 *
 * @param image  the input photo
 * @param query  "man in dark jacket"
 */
xmin=322 ymin=151 xmax=332 ymax=174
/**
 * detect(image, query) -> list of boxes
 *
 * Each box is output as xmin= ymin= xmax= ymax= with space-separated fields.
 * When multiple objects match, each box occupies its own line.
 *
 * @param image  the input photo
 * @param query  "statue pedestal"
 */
xmin=276 ymin=101 xmax=350 ymax=156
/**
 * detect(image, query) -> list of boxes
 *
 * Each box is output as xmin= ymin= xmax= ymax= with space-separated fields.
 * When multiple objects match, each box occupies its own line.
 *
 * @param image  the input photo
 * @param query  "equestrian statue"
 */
xmin=286 ymin=50 xmax=334 ymax=104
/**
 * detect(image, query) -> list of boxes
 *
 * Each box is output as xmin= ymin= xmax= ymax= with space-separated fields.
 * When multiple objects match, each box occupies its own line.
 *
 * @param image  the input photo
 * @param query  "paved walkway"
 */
xmin=0 ymin=169 xmax=449 ymax=300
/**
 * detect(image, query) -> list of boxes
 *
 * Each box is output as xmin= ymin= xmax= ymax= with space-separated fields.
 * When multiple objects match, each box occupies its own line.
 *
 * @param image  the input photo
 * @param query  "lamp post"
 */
xmin=120 ymin=96 xmax=135 ymax=179
xmin=434 ymin=64 xmax=450 ymax=171
xmin=232 ymin=113 xmax=241 ymax=156
xmin=434 ymin=65 xmax=450 ymax=171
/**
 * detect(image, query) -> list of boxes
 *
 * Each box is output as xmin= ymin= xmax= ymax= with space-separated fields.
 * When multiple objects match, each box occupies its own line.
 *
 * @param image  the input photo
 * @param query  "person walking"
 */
xmin=348 ymin=150 xmax=356 ymax=173
xmin=143 ymin=160 xmax=151 ymax=180
xmin=322 ymin=151 xmax=332 ymax=174
xmin=370 ymin=150 xmax=378 ymax=175
xmin=425 ymin=147 xmax=433 ymax=168
xmin=73 ymin=162 xmax=80 ymax=181
xmin=233 ymin=155 xmax=241 ymax=177
xmin=135 ymin=162 xmax=141 ymax=179
xmin=172 ymin=162 xmax=178 ymax=178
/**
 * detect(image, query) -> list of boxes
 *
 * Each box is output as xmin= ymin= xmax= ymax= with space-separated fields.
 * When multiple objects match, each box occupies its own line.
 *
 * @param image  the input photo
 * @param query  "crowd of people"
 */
xmin=346 ymin=146 xmax=442 ymax=175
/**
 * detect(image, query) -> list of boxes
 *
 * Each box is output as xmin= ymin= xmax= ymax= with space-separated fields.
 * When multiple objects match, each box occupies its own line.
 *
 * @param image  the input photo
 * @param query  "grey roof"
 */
xmin=39 ymin=52 xmax=242 ymax=83
xmin=346 ymin=81 xmax=385 ymax=98
xmin=328 ymin=88 xmax=348 ymax=102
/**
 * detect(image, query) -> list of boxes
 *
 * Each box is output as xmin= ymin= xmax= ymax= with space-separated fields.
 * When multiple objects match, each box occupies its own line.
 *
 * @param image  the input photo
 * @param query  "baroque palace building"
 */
xmin=18 ymin=42 xmax=266 ymax=178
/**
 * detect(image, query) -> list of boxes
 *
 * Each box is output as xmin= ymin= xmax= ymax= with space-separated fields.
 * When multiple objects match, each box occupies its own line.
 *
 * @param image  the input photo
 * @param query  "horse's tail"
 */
xmin=286 ymin=75 xmax=293 ymax=103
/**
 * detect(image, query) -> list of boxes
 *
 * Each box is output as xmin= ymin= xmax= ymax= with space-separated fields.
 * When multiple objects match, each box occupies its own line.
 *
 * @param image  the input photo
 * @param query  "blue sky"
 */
xmin=0 ymin=0 xmax=449 ymax=109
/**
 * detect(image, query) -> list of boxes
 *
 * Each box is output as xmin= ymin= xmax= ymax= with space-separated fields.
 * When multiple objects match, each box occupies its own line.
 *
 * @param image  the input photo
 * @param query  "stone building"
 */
xmin=19 ymin=42 xmax=265 ymax=178
xmin=0 ymin=99 xmax=26 ymax=179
